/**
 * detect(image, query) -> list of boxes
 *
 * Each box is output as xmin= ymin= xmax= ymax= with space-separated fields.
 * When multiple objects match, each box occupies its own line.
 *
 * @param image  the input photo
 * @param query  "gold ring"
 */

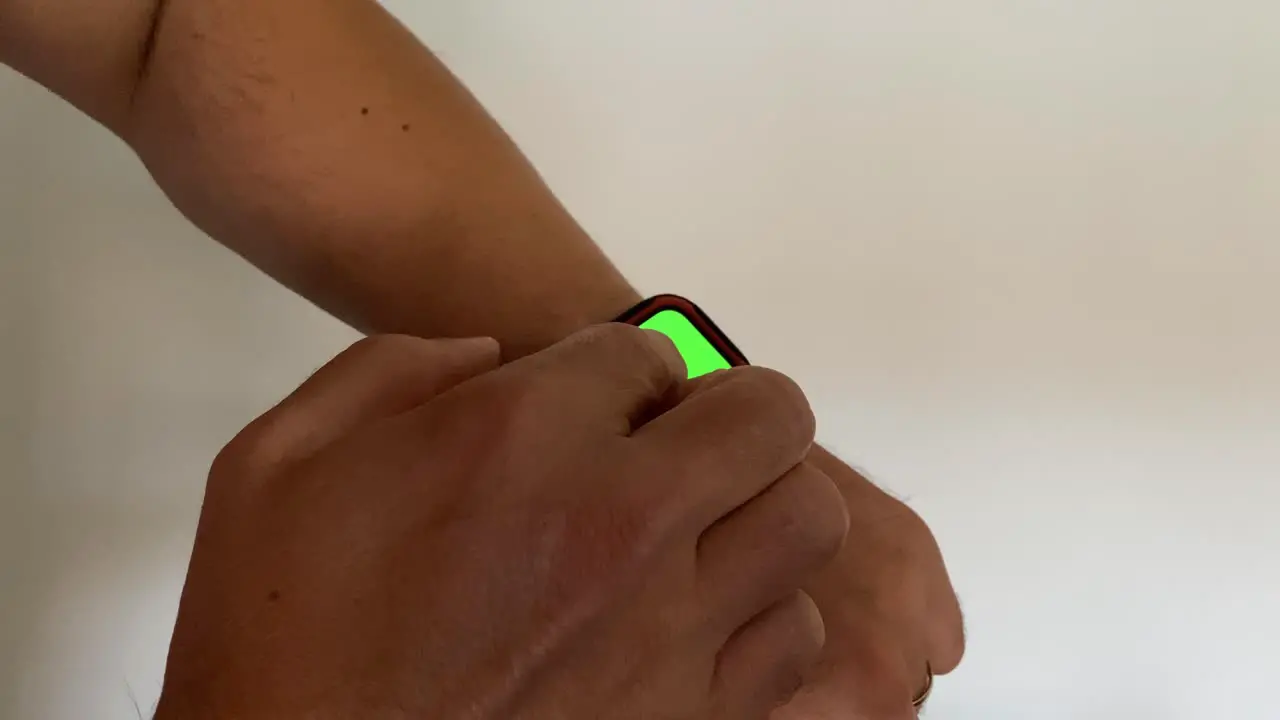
xmin=911 ymin=663 xmax=934 ymax=709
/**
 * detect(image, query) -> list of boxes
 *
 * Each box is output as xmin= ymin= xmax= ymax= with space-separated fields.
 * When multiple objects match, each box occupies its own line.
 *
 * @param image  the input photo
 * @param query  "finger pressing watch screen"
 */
xmin=615 ymin=295 xmax=749 ymax=378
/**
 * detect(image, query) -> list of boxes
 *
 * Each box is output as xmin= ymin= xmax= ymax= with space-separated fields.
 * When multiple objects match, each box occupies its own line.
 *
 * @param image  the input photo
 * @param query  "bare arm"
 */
xmin=1 ymin=3 xmax=964 ymax=708
xmin=0 ymin=0 xmax=639 ymax=358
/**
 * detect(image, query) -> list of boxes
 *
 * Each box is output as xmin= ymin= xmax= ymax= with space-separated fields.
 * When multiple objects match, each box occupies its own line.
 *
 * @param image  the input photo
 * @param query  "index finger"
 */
xmin=487 ymin=323 xmax=688 ymax=436
xmin=633 ymin=366 xmax=817 ymax=530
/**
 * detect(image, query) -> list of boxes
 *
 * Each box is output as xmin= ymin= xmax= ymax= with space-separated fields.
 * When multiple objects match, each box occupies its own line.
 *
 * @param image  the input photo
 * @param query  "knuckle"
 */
xmin=206 ymin=416 xmax=282 ymax=492
xmin=726 ymin=367 xmax=816 ymax=448
xmin=773 ymin=592 xmax=826 ymax=676
xmin=585 ymin=321 xmax=652 ymax=349
xmin=778 ymin=466 xmax=850 ymax=564
xmin=521 ymin=323 xmax=678 ymax=421
xmin=572 ymin=322 xmax=675 ymax=379
xmin=571 ymin=322 xmax=651 ymax=360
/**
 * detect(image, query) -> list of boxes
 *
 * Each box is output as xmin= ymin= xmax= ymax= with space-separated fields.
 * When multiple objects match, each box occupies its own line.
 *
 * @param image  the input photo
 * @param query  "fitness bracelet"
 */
xmin=614 ymin=294 xmax=748 ymax=379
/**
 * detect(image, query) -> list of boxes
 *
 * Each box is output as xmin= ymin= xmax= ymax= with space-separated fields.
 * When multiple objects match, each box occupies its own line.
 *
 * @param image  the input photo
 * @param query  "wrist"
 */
xmin=504 ymin=280 xmax=641 ymax=361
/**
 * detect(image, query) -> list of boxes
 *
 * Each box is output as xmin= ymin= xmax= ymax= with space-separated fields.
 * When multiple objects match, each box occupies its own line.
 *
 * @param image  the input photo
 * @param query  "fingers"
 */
xmin=770 ymin=623 xmax=922 ymax=720
xmin=633 ymin=366 xmax=817 ymax=530
xmin=226 ymin=335 xmax=500 ymax=472
xmin=712 ymin=591 xmax=826 ymax=720
xmin=696 ymin=460 xmax=848 ymax=636
xmin=807 ymin=446 xmax=967 ymax=675
xmin=484 ymin=323 xmax=687 ymax=435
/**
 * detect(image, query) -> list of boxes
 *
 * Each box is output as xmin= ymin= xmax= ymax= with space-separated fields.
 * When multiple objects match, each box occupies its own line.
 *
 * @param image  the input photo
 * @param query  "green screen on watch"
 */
xmin=614 ymin=295 xmax=749 ymax=379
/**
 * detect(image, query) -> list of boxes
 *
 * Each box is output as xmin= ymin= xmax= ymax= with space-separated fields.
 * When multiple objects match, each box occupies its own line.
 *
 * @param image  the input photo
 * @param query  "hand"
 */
xmin=774 ymin=448 xmax=966 ymax=719
xmin=156 ymin=325 xmax=850 ymax=720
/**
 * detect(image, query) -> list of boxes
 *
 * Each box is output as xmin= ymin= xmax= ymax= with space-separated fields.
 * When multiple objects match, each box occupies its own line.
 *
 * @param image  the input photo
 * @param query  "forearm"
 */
xmin=123 ymin=0 xmax=643 ymax=357
xmin=0 ymin=0 xmax=634 ymax=358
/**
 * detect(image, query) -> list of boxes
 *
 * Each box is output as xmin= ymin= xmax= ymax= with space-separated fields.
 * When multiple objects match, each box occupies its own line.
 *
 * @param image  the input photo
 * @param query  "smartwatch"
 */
xmin=614 ymin=294 xmax=749 ymax=379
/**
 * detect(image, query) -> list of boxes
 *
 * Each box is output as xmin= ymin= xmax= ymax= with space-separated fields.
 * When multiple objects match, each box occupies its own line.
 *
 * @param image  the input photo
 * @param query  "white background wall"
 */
xmin=3 ymin=2 xmax=1279 ymax=718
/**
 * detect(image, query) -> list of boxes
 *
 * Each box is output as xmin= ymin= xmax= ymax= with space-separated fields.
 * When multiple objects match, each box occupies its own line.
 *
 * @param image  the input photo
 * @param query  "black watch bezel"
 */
xmin=613 ymin=294 xmax=750 ymax=368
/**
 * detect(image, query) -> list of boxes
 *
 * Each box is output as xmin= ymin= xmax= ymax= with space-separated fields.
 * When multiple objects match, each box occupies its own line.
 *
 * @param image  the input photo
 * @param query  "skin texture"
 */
xmin=1 ymin=0 xmax=965 ymax=715
xmin=157 ymin=326 xmax=850 ymax=720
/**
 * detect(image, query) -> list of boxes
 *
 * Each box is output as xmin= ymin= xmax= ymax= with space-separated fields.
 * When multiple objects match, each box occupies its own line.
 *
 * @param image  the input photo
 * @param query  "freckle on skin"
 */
xmin=361 ymin=107 xmax=369 ymax=115
xmin=402 ymin=124 xmax=411 ymax=132
xmin=268 ymin=590 xmax=281 ymax=602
